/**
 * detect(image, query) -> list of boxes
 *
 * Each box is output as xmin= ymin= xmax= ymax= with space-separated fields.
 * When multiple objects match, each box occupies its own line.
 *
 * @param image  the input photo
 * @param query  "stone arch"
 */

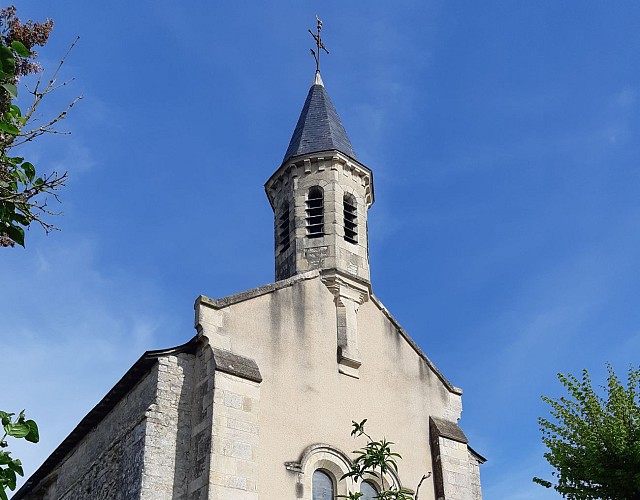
xmin=286 ymin=443 xmax=353 ymax=499
xmin=287 ymin=443 xmax=402 ymax=499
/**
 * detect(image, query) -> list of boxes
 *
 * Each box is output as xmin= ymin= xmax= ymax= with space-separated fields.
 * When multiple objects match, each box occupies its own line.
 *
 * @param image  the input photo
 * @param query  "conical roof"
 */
xmin=282 ymin=73 xmax=357 ymax=164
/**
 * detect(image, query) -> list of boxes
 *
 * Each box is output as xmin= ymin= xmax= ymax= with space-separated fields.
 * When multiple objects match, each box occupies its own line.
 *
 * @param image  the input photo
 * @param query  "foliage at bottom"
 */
xmin=534 ymin=364 xmax=640 ymax=499
xmin=1 ymin=410 xmax=39 ymax=500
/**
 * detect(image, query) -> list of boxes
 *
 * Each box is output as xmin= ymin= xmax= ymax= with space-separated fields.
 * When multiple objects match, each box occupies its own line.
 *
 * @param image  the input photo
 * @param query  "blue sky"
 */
xmin=3 ymin=1 xmax=640 ymax=498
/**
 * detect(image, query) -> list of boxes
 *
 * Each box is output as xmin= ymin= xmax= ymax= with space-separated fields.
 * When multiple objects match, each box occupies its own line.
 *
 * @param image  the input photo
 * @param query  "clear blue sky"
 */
xmin=4 ymin=1 xmax=640 ymax=498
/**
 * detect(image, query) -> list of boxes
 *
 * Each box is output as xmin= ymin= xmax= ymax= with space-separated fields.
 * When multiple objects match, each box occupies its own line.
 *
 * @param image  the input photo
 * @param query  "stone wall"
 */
xmin=266 ymin=152 xmax=373 ymax=282
xmin=429 ymin=417 xmax=483 ymax=500
xmin=20 ymin=351 xmax=204 ymax=500
xmin=19 ymin=340 xmax=266 ymax=500
xmin=196 ymin=275 xmax=466 ymax=498
xmin=209 ymin=372 xmax=260 ymax=499
xmin=437 ymin=438 xmax=472 ymax=500
xmin=468 ymin=450 xmax=483 ymax=500
xmin=20 ymin=268 xmax=484 ymax=500
xmin=185 ymin=344 xmax=215 ymax=500
xmin=140 ymin=354 xmax=195 ymax=500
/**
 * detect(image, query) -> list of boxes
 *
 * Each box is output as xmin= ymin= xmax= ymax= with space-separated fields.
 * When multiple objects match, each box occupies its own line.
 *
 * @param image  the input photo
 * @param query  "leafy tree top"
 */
xmin=534 ymin=364 xmax=640 ymax=499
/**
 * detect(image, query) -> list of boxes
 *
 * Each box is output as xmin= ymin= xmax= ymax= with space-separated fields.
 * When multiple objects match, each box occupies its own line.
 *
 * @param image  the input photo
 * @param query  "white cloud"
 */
xmin=613 ymin=86 xmax=636 ymax=108
xmin=483 ymin=447 xmax=561 ymax=499
xmin=2 ymin=234 xmax=182 ymax=490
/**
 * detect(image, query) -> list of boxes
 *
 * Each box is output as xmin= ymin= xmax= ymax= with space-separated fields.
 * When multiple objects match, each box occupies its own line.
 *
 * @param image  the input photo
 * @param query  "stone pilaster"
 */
xmin=209 ymin=372 xmax=261 ymax=499
xmin=141 ymin=354 xmax=195 ymax=500
xmin=321 ymin=270 xmax=370 ymax=378
xmin=430 ymin=417 xmax=482 ymax=500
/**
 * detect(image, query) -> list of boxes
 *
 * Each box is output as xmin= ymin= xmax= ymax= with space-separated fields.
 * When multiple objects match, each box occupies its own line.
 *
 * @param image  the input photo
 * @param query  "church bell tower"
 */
xmin=264 ymin=20 xmax=376 ymax=377
xmin=264 ymin=70 xmax=375 ymax=284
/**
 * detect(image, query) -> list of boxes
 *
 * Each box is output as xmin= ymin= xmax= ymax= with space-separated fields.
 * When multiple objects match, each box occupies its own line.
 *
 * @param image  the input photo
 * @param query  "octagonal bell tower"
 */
xmin=265 ymin=71 xmax=374 ymax=285
xmin=265 ymin=69 xmax=375 ymax=376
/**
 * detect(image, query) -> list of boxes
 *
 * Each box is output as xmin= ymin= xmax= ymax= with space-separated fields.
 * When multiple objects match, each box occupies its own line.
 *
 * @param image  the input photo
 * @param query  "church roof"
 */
xmin=282 ymin=72 xmax=357 ymax=164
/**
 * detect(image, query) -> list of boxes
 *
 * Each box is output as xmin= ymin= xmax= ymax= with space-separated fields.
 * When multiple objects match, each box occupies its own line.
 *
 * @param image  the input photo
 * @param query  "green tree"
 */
xmin=0 ymin=410 xmax=39 ymax=500
xmin=534 ymin=364 xmax=640 ymax=499
xmin=340 ymin=420 xmax=430 ymax=500
xmin=1 ymin=6 xmax=78 ymax=247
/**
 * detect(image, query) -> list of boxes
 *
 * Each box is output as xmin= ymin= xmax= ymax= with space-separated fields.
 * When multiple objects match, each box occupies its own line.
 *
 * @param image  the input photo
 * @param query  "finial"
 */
xmin=309 ymin=15 xmax=329 ymax=76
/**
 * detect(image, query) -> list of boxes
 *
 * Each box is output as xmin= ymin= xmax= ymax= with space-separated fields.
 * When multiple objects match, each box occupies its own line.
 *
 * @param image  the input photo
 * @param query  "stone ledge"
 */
xmin=212 ymin=348 xmax=262 ymax=383
xmin=430 ymin=416 xmax=468 ymax=444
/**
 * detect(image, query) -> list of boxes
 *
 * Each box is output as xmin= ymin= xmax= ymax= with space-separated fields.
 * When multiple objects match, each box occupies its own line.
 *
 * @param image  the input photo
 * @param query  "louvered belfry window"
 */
xmin=278 ymin=202 xmax=290 ymax=252
xmin=343 ymin=194 xmax=358 ymax=244
xmin=306 ymin=186 xmax=324 ymax=238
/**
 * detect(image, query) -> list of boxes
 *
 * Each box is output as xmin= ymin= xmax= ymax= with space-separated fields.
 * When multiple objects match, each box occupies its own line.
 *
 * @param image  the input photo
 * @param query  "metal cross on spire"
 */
xmin=309 ymin=15 xmax=329 ymax=74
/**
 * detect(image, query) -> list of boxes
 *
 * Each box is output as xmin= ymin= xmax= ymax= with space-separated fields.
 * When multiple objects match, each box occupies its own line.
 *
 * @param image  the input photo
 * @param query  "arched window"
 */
xmin=278 ymin=201 xmax=290 ymax=252
xmin=360 ymin=480 xmax=378 ymax=500
xmin=306 ymin=186 xmax=324 ymax=238
xmin=343 ymin=194 xmax=357 ymax=244
xmin=312 ymin=469 xmax=334 ymax=500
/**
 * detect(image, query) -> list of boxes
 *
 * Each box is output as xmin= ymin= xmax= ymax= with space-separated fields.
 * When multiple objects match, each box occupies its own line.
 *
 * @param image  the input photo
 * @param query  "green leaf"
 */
xmin=10 ymin=41 xmax=30 ymax=58
xmin=0 ymin=485 xmax=7 ymax=500
xmin=0 ymin=121 xmax=19 ymax=135
xmin=0 ymin=452 xmax=10 ymax=465
xmin=0 ymin=45 xmax=15 ymax=75
xmin=12 ymin=213 xmax=29 ymax=226
xmin=3 ymin=467 xmax=16 ymax=490
xmin=22 ymin=162 xmax=35 ymax=182
xmin=1 ymin=83 xmax=17 ymax=99
xmin=0 ymin=413 xmax=11 ymax=427
xmin=3 ymin=225 xmax=24 ymax=247
xmin=4 ymin=422 xmax=30 ymax=439
xmin=8 ymin=459 xmax=23 ymax=477
xmin=13 ymin=167 xmax=26 ymax=184
xmin=24 ymin=420 xmax=39 ymax=444
xmin=9 ymin=104 xmax=21 ymax=117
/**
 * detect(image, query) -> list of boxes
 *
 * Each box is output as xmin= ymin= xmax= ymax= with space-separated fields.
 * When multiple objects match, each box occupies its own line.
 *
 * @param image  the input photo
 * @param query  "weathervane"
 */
xmin=309 ymin=15 xmax=329 ymax=73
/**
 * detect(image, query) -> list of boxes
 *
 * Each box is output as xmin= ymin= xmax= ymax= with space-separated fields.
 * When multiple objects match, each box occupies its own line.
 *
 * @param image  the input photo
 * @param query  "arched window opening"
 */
xmin=360 ymin=480 xmax=378 ymax=500
xmin=278 ymin=202 xmax=290 ymax=252
xmin=306 ymin=186 xmax=324 ymax=238
xmin=312 ymin=469 xmax=334 ymax=500
xmin=343 ymin=194 xmax=358 ymax=244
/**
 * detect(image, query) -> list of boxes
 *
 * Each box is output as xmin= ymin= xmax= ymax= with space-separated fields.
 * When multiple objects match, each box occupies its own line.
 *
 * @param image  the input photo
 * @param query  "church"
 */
xmin=14 ymin=25 xmax=484 ymax=500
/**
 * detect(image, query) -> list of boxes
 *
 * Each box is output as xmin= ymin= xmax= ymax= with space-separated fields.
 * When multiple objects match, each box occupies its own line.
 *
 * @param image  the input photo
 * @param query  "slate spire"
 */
xmin=282 ymin=72 xmax=357 ymax=165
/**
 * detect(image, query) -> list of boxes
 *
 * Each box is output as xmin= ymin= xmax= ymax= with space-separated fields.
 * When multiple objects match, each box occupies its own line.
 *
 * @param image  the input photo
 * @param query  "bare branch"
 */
xmin=413 ymin=473 xmax=431 ymax=500
xmin=40 ymin=36 xmax=79 ymax=95
xmin=13 ymin=95 xmax=82 ymax=146
xmin=23 ymin=36 xmax=79 ymax=123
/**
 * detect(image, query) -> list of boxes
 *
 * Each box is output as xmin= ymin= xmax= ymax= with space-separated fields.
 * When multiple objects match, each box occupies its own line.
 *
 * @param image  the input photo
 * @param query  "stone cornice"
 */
xmin=319 ymin=269 xmax=370 ymax=305
xmin=264 ymin=150 xmax=374 ymax=210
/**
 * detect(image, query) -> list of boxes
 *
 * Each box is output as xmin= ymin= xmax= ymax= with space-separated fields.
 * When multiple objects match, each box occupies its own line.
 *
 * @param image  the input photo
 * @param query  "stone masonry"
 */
xmin=21 ymin=363 xmax=159 ymax=500
xmin=266 ymin=152 xmax=373 ymax=283
xmin=430 ymin=417 xmax=484 ymax=500
xmin=15 ymin=340 xmax=264 ymax=500
xmin=209 ymin=372 xmax=260 ymax=499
